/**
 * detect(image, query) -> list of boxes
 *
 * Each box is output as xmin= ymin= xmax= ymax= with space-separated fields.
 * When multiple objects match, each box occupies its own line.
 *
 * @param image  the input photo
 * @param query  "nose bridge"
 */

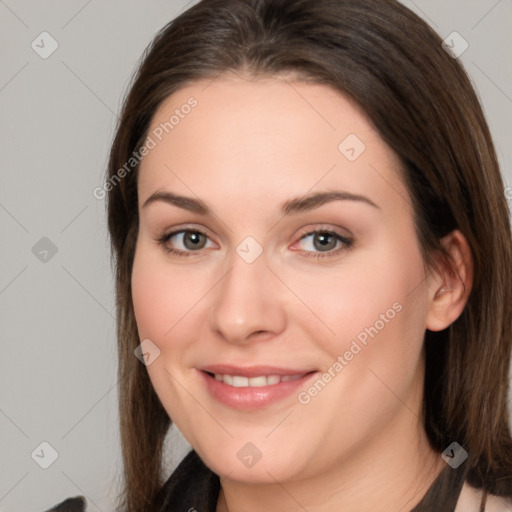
xmin=225 ymin=254 xmax=265 ymax=306
xmin=209 ymin=245 xmax=285 ymax=343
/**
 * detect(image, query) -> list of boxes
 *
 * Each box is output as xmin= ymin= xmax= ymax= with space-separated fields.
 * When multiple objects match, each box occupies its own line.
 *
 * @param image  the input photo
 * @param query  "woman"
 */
xmin=46 ymin=0 xmax=512 ymax=510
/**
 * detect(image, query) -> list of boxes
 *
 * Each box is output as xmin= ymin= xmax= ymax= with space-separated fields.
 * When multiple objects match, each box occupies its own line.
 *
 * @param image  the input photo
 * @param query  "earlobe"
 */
xmin=425 ymin=230 xmax=473 ymax=332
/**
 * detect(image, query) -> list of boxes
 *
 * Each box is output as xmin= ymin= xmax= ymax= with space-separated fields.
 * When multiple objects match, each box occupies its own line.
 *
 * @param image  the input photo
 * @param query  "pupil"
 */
xmin=184 ymin=231 xmax=205 ymax=250
xmin=314 ymin=233 xmax=336 ymax=251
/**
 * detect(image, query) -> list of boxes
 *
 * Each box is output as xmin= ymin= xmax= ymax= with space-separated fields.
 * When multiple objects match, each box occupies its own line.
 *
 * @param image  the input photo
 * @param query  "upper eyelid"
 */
xmin=296 ymin=225 xmax=352 ymax=239
xmin=162 ymin=225 xmax=214 ymax=239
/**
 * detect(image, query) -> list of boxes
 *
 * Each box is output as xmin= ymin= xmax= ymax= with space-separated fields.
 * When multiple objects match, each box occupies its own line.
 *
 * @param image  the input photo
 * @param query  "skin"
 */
xmin=131 ymin=73 xmax=472 ymax=511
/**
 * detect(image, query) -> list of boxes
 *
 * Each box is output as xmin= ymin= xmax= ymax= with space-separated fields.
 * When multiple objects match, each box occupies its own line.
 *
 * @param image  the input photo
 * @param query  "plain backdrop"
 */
xmin=0 ymin=1 xmax=511 ymax=511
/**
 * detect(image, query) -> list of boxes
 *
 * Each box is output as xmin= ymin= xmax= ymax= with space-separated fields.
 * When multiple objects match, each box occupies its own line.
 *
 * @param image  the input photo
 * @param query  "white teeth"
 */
xmin=213 ymin=373 xmax=304 ymax=387
xmin=267 ymin=375 xmax=281 ymax=385
xmin=248 ymin=376 xmax=268 ymax=387
xmin=232 ymin=376 xmax=249 ymax=387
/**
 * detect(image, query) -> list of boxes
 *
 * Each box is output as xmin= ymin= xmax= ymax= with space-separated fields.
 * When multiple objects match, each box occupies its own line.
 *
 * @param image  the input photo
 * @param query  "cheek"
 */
xmin=289 ymin=248 xmax=429 ymax=456
xmin=130 ymin=240 xmax=204 ymax=435
xmin=131 ymin=252 xmax=169 ymax=341
xmin=281 ymin=230 xmax=428 ymax=361
xmin=299 ymin=236 xmax=429 ymax=418
xmin=131 ymin=237 xmax=200 ymax=341
xmin=130 ymin=237 xmax=218 ymax=386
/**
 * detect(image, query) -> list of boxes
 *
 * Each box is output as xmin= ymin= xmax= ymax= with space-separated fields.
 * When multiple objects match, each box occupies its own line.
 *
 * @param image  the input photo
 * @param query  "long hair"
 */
xmin=106 ymin=0 xmax=512 ymax=510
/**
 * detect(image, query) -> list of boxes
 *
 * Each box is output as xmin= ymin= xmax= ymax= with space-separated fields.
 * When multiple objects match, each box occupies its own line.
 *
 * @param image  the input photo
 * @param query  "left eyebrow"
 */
xmin=281 ymin=190 xmax=380 ymax=215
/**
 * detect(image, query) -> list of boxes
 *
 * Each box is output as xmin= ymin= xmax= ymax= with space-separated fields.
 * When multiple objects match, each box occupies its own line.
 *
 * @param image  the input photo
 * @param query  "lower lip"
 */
xmin=198 ymin=370 xmax=318 ymax=410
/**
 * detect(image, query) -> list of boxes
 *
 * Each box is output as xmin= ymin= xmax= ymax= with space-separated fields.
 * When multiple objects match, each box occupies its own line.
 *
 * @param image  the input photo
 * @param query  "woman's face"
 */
xmin=132 ymin=75 xmax=437 ymax=483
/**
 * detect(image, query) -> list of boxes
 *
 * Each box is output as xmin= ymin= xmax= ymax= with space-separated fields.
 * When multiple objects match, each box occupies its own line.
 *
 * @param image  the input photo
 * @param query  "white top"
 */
xmin=455 ymin=482 xmax=512 ymax=511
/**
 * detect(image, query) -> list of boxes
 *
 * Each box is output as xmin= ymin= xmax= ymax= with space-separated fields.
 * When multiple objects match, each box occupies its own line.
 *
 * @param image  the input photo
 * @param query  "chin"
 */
xmin=193 ymin=437 xmax=314 ymax=484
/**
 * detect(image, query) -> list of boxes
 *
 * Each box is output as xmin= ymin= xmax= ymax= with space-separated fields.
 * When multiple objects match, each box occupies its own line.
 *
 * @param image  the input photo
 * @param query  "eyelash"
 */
xmin=157 ymin=228 xmax=354 ymax=259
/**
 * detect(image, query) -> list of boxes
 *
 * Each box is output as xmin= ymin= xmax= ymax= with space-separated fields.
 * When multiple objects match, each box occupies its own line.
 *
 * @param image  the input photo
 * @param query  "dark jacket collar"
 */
xmin=156 ymin=450 xmax=220 ymax=512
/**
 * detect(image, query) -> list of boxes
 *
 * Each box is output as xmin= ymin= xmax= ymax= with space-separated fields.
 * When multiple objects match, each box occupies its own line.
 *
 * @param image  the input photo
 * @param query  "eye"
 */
xmin=158 ymin=229 xmax=214 ymax=257
xmin=157 ymin=227 xmax=353 ymax=259
xmin=294 ymin=229 xmax=353 ymax=258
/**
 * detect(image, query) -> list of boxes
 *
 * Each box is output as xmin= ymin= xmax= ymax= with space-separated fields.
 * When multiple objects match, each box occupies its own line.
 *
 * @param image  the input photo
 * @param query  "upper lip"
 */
xmin=198 ymin=364 xmax=316 ymax=378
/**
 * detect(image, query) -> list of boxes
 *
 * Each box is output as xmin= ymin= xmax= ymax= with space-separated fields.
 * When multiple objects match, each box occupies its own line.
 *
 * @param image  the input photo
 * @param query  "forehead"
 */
xmin=137 ymin=75 xmax=409 ymax=212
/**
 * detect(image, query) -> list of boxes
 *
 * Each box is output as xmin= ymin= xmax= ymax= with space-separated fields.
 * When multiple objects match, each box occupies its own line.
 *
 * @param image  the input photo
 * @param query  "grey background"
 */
xmin=0 ymin=1 xmax=510 ymax=511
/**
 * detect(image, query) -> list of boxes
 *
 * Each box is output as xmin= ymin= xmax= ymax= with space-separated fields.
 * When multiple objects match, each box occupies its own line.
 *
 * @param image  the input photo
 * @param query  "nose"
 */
xmin=208 ymin=249 xmax=287 ymax=345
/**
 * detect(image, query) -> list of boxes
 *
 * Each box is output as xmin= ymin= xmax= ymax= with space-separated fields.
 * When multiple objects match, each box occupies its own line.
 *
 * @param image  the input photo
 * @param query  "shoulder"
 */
xmin=455 ymin=481 xmax=512 ymax=512
xmin=485 ymin=493 xmax=512 ymax=512
xmin=42 ymin=496 xmax=87 ymax=511
xmin=39 ymin=451 xmax=218 ymax=512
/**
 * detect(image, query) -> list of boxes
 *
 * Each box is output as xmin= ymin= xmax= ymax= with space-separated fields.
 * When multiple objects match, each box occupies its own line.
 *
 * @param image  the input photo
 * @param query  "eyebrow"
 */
xmin=142 ymin=190 xmax=379 ymax=215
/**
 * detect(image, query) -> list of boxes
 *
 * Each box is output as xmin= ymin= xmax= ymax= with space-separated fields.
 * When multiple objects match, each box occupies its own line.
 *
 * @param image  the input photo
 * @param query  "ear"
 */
xmin=425 ymin=230 xmax=473 ymax=332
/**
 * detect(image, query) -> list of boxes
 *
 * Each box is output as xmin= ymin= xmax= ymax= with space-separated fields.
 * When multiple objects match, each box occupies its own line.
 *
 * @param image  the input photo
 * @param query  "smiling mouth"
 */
xmin=205 ymin=372 xmax=309 ymax=387
xmin=198 ymin=367 xmax=319 ymax=410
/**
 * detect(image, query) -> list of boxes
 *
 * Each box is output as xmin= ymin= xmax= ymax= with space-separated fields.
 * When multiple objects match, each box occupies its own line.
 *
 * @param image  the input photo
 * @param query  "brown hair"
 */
xmin=106 ymin=0 xmax=512 ymax=510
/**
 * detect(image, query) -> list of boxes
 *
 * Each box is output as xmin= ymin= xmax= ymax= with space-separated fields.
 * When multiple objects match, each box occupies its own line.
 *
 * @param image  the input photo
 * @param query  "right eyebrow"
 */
xmin=142 ymin=191 xmax=209 ymax=214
